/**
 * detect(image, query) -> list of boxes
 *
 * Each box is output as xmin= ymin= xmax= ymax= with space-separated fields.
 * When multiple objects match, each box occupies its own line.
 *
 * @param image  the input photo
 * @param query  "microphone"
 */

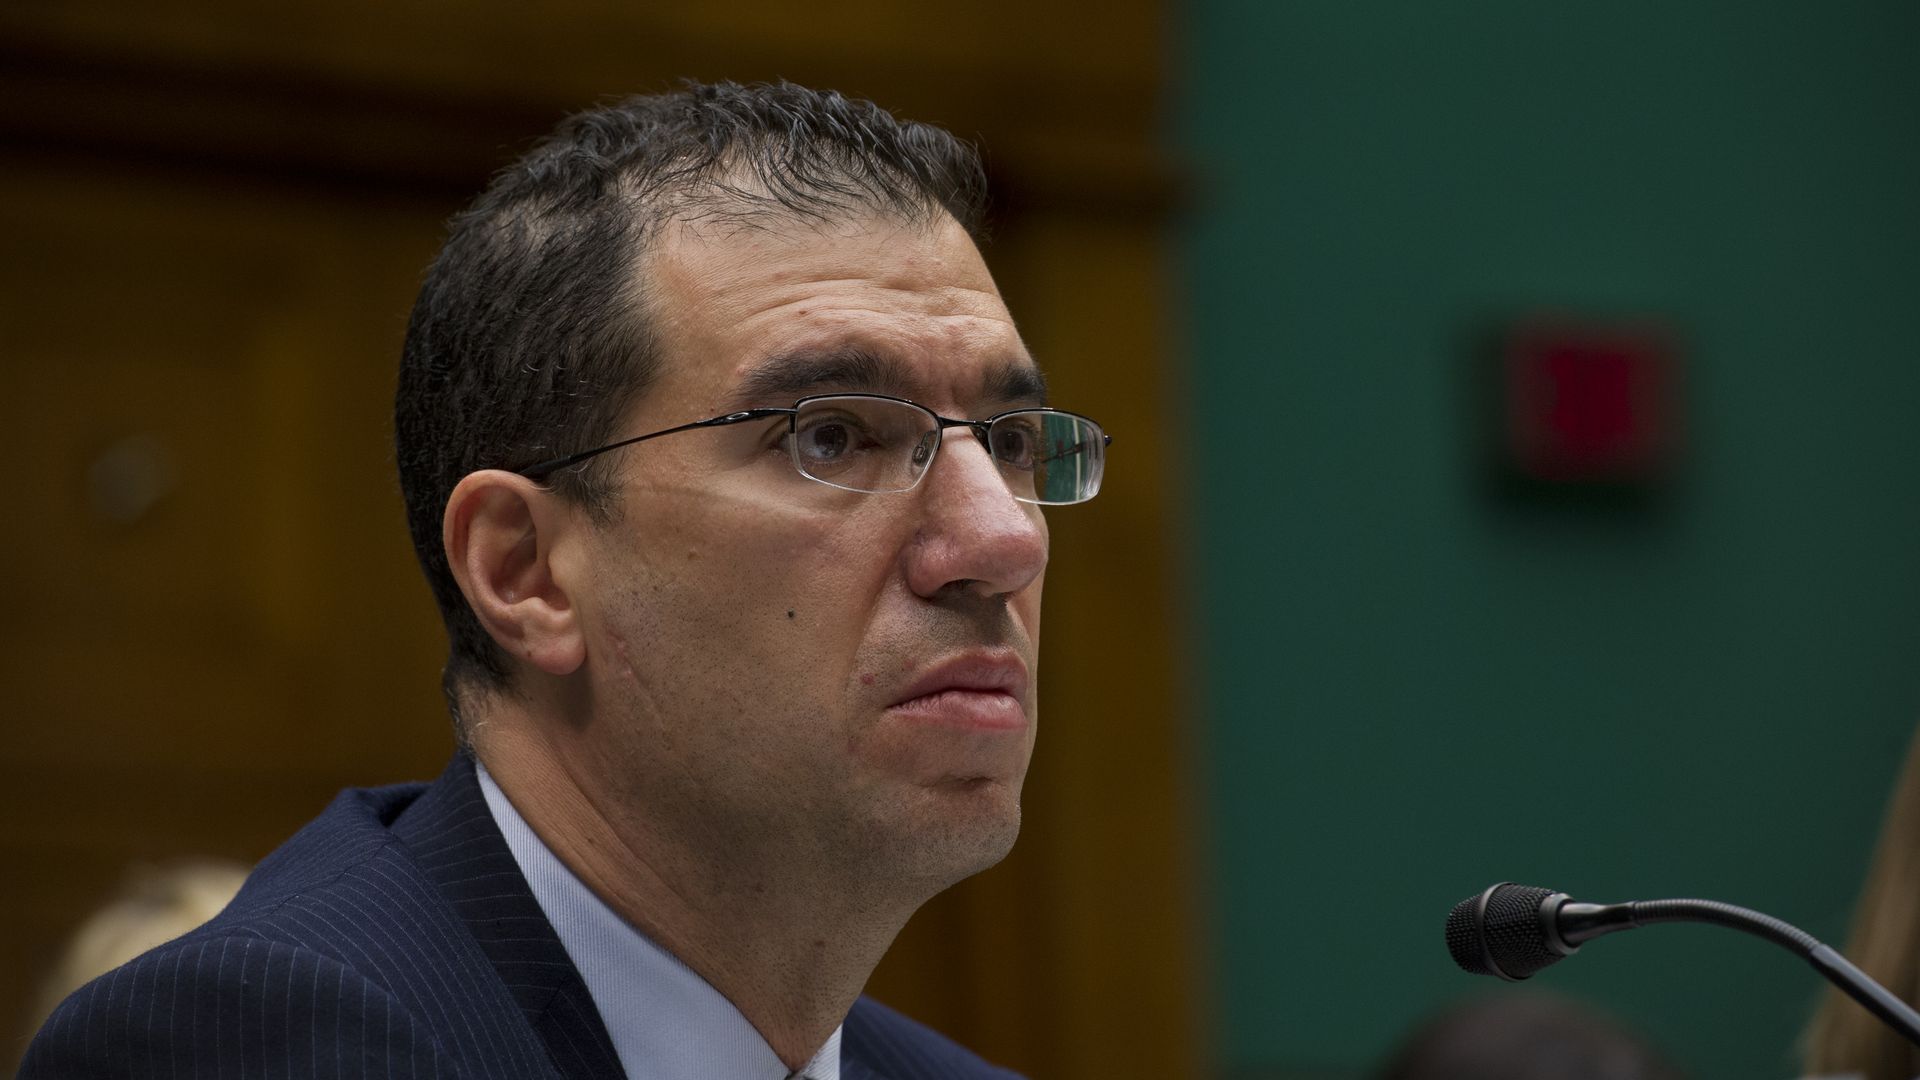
xmin=1445 ymin=882 xmax=1920 ymax=1046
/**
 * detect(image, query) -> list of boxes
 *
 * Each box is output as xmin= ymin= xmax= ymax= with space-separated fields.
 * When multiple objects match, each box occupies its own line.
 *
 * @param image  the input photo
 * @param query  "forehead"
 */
xmin=639 ymin=213 xmax=1038 ymax=410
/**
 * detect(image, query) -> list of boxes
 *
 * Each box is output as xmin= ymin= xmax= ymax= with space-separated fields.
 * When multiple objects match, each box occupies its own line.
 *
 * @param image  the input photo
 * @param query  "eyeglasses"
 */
xmin=512 ymin=393 xmax=1110 ymax=506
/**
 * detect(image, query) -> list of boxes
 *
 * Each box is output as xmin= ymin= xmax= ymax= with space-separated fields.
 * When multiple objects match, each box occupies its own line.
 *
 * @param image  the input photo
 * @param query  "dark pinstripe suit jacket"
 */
xmin=23 ymin=754 xmax=1024 ymax=1079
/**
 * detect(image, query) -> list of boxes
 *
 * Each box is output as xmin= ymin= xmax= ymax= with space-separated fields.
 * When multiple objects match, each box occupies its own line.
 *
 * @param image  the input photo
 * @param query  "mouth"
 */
xmin=885 ymin=651 xmax=1030 ymax=731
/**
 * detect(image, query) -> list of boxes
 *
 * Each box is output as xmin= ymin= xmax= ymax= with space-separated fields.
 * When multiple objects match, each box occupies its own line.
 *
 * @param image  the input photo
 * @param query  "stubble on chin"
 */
xmin=840 ymin=770 xmax=1027 ymax=903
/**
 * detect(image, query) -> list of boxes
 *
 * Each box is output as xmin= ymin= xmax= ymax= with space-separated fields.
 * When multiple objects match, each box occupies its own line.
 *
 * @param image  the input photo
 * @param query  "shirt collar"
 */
xmin=476 ymin=762 xmax=841 ymax=1080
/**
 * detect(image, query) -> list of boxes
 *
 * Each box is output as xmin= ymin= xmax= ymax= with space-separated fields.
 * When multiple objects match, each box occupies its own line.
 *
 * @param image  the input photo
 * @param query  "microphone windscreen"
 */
xmin=1446 ymin=883 xmax=1564 ymax=980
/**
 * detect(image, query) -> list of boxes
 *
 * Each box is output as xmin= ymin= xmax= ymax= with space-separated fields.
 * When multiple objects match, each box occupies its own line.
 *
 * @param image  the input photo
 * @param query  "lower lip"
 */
xmin=888 ymin=689 xmax=1028 ymax=731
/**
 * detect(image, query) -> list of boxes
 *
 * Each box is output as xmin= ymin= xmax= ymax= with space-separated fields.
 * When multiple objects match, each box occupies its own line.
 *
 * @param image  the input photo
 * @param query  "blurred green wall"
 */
xmin=1174 ymin=4 xmax=1920 ymax=1076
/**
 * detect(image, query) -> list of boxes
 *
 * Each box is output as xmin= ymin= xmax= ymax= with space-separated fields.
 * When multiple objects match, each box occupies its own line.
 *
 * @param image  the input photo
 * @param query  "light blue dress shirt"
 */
xmin=477 ymin=763 xmax=842 ymax=1080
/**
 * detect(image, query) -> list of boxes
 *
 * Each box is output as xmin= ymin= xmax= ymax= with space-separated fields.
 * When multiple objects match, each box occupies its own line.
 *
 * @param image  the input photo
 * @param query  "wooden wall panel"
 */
xmin=0 ymin=5 xmax=1199 ymax=1075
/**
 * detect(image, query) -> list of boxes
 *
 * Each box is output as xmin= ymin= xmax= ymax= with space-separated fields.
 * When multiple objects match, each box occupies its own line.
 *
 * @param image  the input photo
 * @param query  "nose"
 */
xmin=902 ymin=433 xmax=1049 ymax=600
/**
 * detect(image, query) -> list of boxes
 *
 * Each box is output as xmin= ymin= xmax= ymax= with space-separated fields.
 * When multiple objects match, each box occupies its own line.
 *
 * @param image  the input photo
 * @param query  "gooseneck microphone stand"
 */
xmin=1446 ymin=882 xmax=1920 ymax=1046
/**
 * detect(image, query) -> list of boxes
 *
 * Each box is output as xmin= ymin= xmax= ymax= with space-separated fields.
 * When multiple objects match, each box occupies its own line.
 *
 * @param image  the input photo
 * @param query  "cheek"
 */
xmin=720 ymin=508 xmax=887 ymax=627
xmin=601 ymin=499 xmax=893 ymax=678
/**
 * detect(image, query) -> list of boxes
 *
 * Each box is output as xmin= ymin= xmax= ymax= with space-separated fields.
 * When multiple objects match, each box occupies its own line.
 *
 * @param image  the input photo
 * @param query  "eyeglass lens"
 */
xmin=788 ymin=396 xmax=1105 ymax=505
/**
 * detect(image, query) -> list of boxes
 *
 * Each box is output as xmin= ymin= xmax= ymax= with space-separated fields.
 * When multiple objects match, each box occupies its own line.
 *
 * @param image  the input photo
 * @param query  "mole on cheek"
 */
xmin=786 ymin=610 xmax=796 ymax=620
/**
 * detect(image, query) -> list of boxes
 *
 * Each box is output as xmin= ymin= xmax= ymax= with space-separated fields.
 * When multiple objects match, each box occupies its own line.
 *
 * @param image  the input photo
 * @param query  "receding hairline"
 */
xmin=628 ymin=196 xmax=1018 ymax=381
xmin=624 ymin=157 xmax=989 ymax=353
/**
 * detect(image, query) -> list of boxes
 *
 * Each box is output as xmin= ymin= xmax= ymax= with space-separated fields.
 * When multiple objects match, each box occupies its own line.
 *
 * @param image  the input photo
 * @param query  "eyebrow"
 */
xmin=727 ymin=346 xmax=1050 ymax=410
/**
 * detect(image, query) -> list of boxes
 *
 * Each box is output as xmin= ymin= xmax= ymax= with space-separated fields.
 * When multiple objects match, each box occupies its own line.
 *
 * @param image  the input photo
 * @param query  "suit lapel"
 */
xmin=393 ymin=753 xmax=626 ymax=1080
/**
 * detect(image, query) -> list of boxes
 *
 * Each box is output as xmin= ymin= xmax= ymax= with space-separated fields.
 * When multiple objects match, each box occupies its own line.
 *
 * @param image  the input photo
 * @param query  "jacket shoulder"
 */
xmin=23 ymin=770 xmax=556 ymax=1079
xmin=22 ymin=929 xmax=453 ymax=1078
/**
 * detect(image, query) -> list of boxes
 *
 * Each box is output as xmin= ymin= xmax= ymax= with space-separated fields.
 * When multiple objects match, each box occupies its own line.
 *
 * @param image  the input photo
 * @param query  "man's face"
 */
xmin=557 ymin=211 xmax=1048 ymax=890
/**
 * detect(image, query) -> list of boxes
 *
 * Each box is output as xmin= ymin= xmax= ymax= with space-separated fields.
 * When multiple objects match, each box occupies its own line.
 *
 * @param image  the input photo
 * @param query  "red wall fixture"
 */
xmin=1501 ymin=320 xmax=1680 ymax=487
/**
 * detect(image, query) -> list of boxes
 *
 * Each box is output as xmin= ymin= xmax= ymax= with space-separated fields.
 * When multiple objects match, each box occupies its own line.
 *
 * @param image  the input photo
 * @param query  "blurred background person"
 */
xmin=13 ymin=860 xmax=247 ymax=1075
xmin=1803 ymin=728 xmax=1920 ymax=1080
xmin=1376 ymin=991 xmax=1685 ymax=1080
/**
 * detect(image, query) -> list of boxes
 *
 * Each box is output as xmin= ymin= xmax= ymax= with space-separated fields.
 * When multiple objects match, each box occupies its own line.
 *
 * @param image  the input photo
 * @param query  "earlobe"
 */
xmin=443 ymin=471 xmax=587 ymax=677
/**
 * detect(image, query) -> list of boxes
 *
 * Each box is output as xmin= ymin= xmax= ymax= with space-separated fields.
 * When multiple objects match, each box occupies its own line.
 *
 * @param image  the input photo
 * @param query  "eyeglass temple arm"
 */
xmin=513 ymin=407 xmax=793 ymax=479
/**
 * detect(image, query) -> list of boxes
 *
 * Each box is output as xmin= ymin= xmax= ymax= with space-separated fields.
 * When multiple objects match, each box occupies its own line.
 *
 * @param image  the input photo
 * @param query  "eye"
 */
xmin=791 ymin=413 xmax=876 ymax=465
xmin=989 ymin=418 xmax=1041 ymax=470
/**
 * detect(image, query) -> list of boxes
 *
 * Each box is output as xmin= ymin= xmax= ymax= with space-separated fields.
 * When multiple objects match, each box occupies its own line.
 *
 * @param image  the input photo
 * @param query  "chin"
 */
xmin=890 ymin=778 xmax=1024 ymax=888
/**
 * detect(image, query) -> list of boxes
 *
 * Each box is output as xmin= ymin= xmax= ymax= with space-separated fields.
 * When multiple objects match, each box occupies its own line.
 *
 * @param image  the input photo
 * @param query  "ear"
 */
xmin=443 ymin=470 xmax=587 ymax=678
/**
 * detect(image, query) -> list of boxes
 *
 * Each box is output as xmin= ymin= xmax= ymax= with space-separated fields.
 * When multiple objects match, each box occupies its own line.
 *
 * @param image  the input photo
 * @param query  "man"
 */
xmin=25 ymin=81 xmax=1108 ymax=1079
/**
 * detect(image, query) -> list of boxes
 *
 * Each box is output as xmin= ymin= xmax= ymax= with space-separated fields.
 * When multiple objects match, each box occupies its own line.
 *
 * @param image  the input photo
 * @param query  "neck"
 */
xmin=472 ymin=711 xmax=922 ymax=1071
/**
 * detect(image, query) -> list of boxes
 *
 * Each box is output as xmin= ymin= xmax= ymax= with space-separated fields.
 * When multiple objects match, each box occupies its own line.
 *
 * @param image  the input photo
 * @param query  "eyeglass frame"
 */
xmin=508 ymin=392 xmax=1111 ymax=505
